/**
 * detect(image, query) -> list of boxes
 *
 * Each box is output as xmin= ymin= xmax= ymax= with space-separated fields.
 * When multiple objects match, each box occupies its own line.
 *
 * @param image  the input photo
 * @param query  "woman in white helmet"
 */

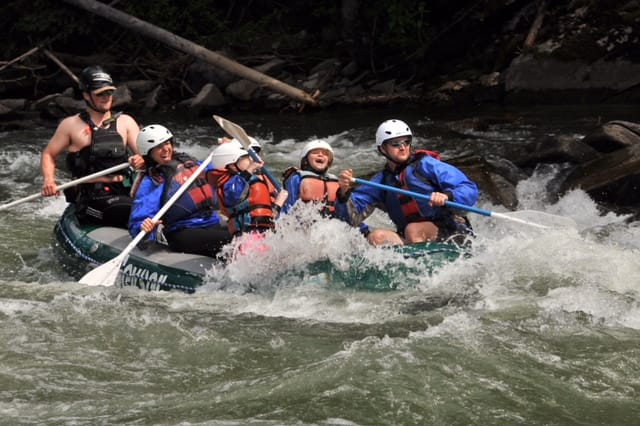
xmin=335 ymin=119 xmax=478 ymax=246
xmin=209 ymin=141 xmax=288 ymax=236
xmin=128 ymin=124 xmax=232 ymax=256
xmin=281 ymin=139 xmax=340 ymax=217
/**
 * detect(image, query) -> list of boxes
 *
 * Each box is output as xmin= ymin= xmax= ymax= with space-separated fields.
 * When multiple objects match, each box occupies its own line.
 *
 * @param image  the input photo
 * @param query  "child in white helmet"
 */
xmin=209 ymin=141 xmax=287 ymax=236
xmin=281 ymin=139 xmax=340 ymax=217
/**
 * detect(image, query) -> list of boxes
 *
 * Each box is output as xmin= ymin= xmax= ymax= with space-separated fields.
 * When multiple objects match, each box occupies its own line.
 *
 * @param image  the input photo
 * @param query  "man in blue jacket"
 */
xmin=335 ymin=119 xmax=478 ymax=246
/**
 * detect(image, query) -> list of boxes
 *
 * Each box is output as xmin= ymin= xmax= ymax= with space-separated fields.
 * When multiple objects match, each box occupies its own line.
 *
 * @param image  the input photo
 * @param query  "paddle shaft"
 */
xmin=79 ymin=152 xmax=216 ymax=286
xmin=0 ymin=162 xmax=130 ymax=211
xmin=352 ymin=177 xmax=549 ymax=229
xmin=212 ymin=115 xmax=282 ymax=191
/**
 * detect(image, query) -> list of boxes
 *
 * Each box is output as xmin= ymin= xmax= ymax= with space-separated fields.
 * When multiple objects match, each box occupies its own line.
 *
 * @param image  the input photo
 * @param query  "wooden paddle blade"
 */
xmin=78 ymin=253 xmax=128 ymax=287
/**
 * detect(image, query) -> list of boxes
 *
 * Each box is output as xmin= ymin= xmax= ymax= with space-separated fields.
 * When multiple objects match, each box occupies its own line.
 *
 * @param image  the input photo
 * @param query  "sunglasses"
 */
xmin=386 ymin=139 xmax=412 ymax=148
xmin=95 ymin=90 xmax=114 ymax=97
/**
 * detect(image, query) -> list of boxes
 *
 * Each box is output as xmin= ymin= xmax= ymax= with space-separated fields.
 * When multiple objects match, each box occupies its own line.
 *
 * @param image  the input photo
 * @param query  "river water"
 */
xmin=1 ymin=104 xmax=639 ymax=425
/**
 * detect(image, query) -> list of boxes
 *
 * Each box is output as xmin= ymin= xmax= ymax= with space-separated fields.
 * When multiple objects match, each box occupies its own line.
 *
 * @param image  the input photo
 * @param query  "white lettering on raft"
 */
xmin=121 ymin=263 xmax=168 ymax=291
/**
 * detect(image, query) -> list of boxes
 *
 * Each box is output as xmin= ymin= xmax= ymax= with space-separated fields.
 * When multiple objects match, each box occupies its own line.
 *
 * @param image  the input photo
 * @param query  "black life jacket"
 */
xmin=65 ymin=111 xmax=131 ymax=197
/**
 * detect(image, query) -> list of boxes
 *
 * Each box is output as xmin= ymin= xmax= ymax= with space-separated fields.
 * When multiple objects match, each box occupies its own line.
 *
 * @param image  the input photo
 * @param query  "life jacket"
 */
xmin=65 ymin=111 xmax=131 ymax=197
xmin=147 ymin=153 xmax=216 ymax=226
xmin=283 ymin=167 xmax=339 ymax=217
xmin=388 ymin=149 xmax=441 ymax=224
xmin=212 ymin=170 xmax=278 ymax=235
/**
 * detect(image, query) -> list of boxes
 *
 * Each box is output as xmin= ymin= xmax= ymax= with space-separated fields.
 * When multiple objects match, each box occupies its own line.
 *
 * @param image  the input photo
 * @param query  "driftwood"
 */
xmin=0 ymin=47 xmax=40 ymax=72
xmin=42 ymin=49 xmax=79 ymax=84
xmin=523 ymin=1 xmax=546 ymax=50
xmin=61 ymin=0 xmax=318 ymax=108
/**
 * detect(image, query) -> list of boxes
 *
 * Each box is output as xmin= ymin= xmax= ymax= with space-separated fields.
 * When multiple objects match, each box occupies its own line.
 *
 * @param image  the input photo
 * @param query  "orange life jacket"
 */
xmin=211 ymin=170 xmax=277 ymax=235
xmin=296 ymin=170 xmax=339 ymax=216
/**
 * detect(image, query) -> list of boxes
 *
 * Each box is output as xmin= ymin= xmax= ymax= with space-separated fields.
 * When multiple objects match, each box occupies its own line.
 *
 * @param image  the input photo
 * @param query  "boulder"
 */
xmin=560 ymin=121 xmax=640 ymax=207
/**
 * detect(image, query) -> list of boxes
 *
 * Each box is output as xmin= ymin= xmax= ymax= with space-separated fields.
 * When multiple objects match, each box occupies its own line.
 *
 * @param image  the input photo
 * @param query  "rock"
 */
xmin=508 ymin=135 xmax=601 ymax=168
xmin=188 ymin=83 xmax=227 ymax=107
xmin=185 ymin=58 xmax=237 ymax=93
xmin=581 ymin=120 xmax=640 ymax=152
xmin=560 ymin=121 xmax=640 ymax=207
xmin=112 ymin=86 xmax=134 ymax=108
xmin=225 ymin=79 xmax=259 ymax=101
xmin=0 ymin=99 xmax=27 ymax=112
xmin=451 ymin=154 xmax=521 ymax=209
xmin=504 ymin=54 xmax=640 ymax=102
xmin=255 ymin=57 xmax=288 ymax=76
xmin=0 ymin=103 xmax=11 ymax=116
xmin=143 ymin=85 xmax=163 ymax=111
xmin=561 ymin=142 xmax=640 ymax=199
xmin=54 ymin=96 xmax=85 ymax=114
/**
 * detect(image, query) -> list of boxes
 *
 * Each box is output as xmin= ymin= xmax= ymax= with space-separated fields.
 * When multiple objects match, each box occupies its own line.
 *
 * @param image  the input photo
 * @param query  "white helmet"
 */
xmin=212 ymin=143 xmax=249 ymax=169
xmin=375 ymin=119 xmax=412 ymax=146
xmin=136 ymin=124 xmax=173 ymax=155
xmin=229 ymin=137 xmax=261 ymax=152
xmin=300 ymin=140 xmax=334 ymax=165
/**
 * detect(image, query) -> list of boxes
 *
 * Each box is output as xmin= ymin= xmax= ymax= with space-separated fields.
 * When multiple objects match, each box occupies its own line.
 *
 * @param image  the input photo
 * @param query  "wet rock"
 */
xmin=504 ymin=54 xmax=640 ymax=103
xmin=188 ymin=83 xmax=226 ymax=107
xmin=509 ymin=135 xmax=601 ymax=168
xmin=225 ymin=79 xmax=259 ymax=101
xmin=581 ymin=120 xmax=640 ymax=152
xmin=142 ymin=85 xmax=163 ymax=111
xmin=560 ymin=121 xmax=640 ymax=207
xmin=451 ymin=154 xmax=522 ymax=209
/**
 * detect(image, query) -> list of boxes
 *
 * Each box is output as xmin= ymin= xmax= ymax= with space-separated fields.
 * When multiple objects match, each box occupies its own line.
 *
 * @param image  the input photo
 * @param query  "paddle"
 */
xmin=78 ymin=151 xmax=216 ymax=287
xmin=0 ymin=162 xmax=130 ymax=212
xmin=352 ymin=178 xmax=576 ymax=230
xmin=212 ymin=115 xmax=282 ymax=191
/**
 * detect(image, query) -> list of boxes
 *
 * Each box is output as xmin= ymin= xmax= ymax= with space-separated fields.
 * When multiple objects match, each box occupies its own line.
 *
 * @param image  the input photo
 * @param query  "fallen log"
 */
xmin=42 ymin=49 xmax=79 ymax=85
xmin=61 ymin=0 xmax=318 ymax=108
xmin=0 ymin=47 xmax=40 ymax=72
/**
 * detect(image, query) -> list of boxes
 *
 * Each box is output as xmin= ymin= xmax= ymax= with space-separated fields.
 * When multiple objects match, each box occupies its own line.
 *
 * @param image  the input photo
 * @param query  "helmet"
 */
xmin=229 ymin=137 xmax=261 ymax=152
xmin=212 ymin=143 xmax=249 ymax=169
xmin=136 ymin=124 xmax=173 ymax=156
xmin=375 ymin=119 xmax=412 ymax=146
xmin=79 ymin=65 xmax=117 ymax=93
xmin=300 ymin=140 xmax=334 ymax=165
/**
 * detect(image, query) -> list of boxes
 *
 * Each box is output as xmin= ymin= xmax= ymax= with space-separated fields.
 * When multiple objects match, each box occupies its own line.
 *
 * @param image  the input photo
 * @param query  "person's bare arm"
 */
xmin=120 ymin=114 xmax=140 ymax=155
xmin=119 ymin=114 xmax=145 ymax=170
xmin=41 ymin=118 xmax=74 ymax=196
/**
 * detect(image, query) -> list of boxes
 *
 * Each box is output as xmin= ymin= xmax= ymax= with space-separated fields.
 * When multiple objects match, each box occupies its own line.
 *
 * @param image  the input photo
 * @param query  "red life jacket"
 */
xmin=146 ymin=153 xmax=216 ymax=225
xmin=395 ymin=149 xmax=441 ymax=223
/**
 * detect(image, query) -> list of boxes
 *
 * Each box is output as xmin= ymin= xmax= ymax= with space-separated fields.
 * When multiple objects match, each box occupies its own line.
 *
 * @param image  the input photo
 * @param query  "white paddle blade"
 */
xmin=78 ymin=253 xmax=128 ymax=287
xmin=213 ymin=115 xmax=250 ymax=147
xmin=499 ymin=210 xmax=578 ymax=230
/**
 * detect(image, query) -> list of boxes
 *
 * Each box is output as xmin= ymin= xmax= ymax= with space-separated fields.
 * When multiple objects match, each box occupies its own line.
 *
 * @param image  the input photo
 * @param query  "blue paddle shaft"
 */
xmin=352 ymin=178 xmax=491 ymax=217
xmin=247 ymin=147 xmax=282 ymax=192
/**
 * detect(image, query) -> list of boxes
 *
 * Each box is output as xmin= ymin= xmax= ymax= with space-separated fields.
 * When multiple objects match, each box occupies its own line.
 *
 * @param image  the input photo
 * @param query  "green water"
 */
xmin=1 ymin=106 xmax=640 ymax=425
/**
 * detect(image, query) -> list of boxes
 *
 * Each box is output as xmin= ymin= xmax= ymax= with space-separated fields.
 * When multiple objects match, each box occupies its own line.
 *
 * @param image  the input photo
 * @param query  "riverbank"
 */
xmin=2 ymin=1 xmax=639 ymax=122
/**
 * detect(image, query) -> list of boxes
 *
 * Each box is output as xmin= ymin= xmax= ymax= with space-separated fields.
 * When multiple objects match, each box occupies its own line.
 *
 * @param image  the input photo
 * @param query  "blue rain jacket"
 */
xmin=128 ymin=160 xmax=221 ymax=241
xmin=335 ymin=153 xmax=478 ymax=233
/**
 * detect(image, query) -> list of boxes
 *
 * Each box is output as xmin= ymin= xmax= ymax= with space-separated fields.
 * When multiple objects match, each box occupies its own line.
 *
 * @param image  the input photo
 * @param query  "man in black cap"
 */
xmin=40 ymin=66 xmax=144 ymax=228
